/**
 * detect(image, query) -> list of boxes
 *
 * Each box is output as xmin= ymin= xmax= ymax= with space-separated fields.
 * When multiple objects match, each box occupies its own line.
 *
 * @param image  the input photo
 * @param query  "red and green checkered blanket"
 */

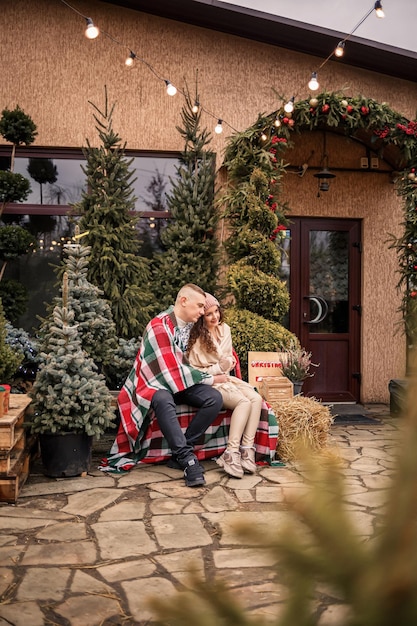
xmin=100 ymin=401 xmax=278 ymax=472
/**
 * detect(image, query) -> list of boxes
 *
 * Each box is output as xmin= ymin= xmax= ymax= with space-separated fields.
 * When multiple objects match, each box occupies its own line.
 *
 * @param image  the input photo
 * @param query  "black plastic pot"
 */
xmin=39 ymin=432 xmax=93 ymax=478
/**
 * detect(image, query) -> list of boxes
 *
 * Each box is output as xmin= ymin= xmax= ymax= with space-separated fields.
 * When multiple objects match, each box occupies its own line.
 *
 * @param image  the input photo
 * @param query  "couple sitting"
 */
xmin=103 ymin=283 xmax=265 ymax=488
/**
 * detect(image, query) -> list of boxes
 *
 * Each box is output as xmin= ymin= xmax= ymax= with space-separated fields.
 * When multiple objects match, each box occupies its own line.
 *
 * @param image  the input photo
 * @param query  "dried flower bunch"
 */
xmin=277 ymin=340 xmax=319 ymax=382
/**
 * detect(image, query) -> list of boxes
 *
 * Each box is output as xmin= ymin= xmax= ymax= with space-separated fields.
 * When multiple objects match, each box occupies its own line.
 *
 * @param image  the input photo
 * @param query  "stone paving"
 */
xmin=0 ymin=404 xmax=400 ymax=625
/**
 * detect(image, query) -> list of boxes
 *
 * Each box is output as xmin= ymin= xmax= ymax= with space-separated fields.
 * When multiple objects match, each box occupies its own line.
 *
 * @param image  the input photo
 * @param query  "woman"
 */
xmin=187 ymin=293 xmax=262 ymax=478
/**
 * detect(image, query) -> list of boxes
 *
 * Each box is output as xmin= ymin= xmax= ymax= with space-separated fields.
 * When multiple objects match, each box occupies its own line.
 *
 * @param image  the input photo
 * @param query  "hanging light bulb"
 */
xmin=274 ymin=116 xmax=281 ymax=128
xmin=334 ymin=41 xmax=345 ymax=57
xmin=214 ymin=119 xmax=223 ymax=134
xmin=308 ymin=72 xmax=319 ymax=91
xmin=192 ymin=100 xmax=200 ymax=114
xmin=85 ymin=17 xmax=99 ymax=39
xmin=374 ymin=1 xmax=385 ymax=18
xmin=125 ymin=51 xmax=136 ymax=67
xmin=165 ymin=80 xmax=177 ymax=96
xmin=284 ymin=97 xmax=295 ymax=113
xmin=261 ymin=131 xmax=268 ymax=141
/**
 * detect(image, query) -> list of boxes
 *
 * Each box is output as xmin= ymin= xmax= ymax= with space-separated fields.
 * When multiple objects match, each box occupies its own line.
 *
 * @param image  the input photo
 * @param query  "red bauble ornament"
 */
xmin=346 ymin=105 xmax=353 ymax=113
xmin=282 ymin=117 xmax=289 ymax=124
xmin=361 ymin=106 xmax=369 ymax=115
xmin=322 ymin=104 xmax=330 ymax=113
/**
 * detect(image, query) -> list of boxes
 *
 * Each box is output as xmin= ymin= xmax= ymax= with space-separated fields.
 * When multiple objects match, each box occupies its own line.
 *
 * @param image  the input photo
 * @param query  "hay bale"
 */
xmin=269 ymin=396 xmax=334 ymax=462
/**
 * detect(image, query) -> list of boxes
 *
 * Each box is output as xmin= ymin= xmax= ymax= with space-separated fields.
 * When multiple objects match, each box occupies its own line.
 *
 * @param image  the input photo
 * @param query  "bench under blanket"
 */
xmin=100 ymin=401 xmax=278 ymax=472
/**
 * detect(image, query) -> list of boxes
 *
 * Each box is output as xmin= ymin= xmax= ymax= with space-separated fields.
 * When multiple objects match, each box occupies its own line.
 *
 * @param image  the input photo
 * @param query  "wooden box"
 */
xmin=259 ymin=376 xmax=293 ymax=402
xmin=0 ymin=394 xmax=33 ymax=503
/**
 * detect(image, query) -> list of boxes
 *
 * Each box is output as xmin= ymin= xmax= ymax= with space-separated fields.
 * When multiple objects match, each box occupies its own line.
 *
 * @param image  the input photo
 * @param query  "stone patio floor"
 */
xmin=0 ymin=403 xmax=401 ymax=625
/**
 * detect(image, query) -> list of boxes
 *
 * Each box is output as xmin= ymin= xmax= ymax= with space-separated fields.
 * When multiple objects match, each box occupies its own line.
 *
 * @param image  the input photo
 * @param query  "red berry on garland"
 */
xmin=322 ymin=104 xmax=330 ymax=113
xmin=411 ymin=291 xmax=417 ymax=298
xmin=361 ymin=106 xmax=369 ymax=115
xmin=288 ymin=119 xmax=295 ymax=126
xmin=282 ymin=117 xmax=289 ymax=124
xmin=341 ymin=114 xmax=347 ymax=120
xmin=346 ymin=105 xmax=353 ymax=113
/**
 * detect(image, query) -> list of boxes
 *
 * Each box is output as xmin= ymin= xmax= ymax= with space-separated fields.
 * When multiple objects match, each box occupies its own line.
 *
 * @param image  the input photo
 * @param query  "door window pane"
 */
xmin=309 ymin=230 xmax=349 ymax=333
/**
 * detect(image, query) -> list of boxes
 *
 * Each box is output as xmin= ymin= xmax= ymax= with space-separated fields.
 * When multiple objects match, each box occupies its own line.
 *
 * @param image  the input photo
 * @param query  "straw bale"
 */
xmin=270 ymin=396 xmax=334 ymax=462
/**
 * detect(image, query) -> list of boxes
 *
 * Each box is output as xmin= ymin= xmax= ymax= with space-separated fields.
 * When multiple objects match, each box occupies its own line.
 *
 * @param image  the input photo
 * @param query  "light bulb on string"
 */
xmin=261 ymin=131 xmax=268 ymax=141
xmin=274 ymin=116 xmax=281 ymax=128
xmin=125 ymin=51 xmax=136 ymax=67
xmin=214 ymin=119 xmax=223 ymax=134
xmin=284 ymin=97 xmax=295 ymax=113
xmin=308 ymin=72 xmax=319 ymax=91
xmin=374 ymin=1 xmax=385 ymax=18
xmin=334 ymin=41 xmax=345 ymax=57
xmin=165 ymin=80 xmax=177 ymax=96
xmin=192 ymin=100 xmax=199 ymax=114
xmin=85 ymin=17 xmax=99 ymax=39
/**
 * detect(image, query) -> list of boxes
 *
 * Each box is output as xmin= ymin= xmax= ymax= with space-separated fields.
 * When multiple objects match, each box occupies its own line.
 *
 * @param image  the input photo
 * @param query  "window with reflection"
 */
xmin=0 ymin=147 xmax=180 ymax=329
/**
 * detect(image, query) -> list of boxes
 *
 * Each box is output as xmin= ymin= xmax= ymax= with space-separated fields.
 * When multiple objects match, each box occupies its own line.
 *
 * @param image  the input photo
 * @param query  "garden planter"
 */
xmin=293 ymin=381 xmax=304 ymax=396
xmin=39 ymin=432 xmax=93 ymax=478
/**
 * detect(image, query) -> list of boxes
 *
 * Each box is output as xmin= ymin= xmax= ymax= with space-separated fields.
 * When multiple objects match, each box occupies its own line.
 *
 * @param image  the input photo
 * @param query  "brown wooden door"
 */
xmin=287 ymin=218 xmax=362 ymax=402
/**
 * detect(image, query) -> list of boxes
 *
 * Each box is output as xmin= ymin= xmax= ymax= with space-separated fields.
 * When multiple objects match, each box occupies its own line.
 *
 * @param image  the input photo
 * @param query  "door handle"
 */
xmin=303 ymin=296 xmax=328 ymax=324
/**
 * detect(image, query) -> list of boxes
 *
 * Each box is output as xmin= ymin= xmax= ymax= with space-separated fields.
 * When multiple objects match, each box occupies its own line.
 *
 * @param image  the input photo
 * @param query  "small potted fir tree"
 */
xmin=30 ymin=273 xmax=115 ymax=477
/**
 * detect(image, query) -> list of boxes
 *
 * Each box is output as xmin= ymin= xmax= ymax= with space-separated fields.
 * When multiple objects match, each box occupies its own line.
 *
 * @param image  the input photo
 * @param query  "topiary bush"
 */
xmin=227 ymin=263 xmax=290 ymax=323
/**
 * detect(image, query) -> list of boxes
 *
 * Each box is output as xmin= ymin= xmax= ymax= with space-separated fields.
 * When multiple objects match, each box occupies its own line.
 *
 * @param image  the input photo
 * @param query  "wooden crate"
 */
xmin=259 ymin=376 xmax=293 ymax=402
xmin=0 ymin=448 xmax=30 ymax=503
xmin=0 ymin=394 xmax=33 ymax=503
xmin=0 ymin=394 xmax=32 ymax=449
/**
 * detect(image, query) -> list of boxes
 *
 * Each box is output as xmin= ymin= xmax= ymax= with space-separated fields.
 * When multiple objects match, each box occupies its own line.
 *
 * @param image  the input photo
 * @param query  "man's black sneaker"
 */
xmin=183 ymin=458 xmax=206 ymax=487
xmin=167 ymin=457 xmax=205 ymax=472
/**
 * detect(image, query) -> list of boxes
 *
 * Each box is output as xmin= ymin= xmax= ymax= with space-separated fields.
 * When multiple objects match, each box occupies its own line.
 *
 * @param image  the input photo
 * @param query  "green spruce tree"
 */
xmin=153 ymin=88 xmax=219 ymax=310
xmin=31 ymin=277 xmax=115 ymax=436
xmin=39 ymin=240 xmax=118 ymax=377
xmin=73 ymin=89 xmax=154 ymax=338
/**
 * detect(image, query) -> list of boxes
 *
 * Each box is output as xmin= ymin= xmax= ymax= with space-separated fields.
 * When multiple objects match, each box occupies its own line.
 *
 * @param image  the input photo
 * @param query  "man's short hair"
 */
xmin=176 ymin=283 xmax=205 ymax=303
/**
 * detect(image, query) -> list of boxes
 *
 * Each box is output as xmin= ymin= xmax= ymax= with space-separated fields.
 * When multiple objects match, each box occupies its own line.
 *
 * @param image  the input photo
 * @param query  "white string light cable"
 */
xmin=59 ymin=0 xmax=237 ymax=134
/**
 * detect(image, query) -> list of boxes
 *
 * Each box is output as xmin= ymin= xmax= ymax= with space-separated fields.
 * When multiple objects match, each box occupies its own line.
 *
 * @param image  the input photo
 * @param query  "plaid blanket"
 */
xmin=100 ymin=306 xmax=279 ymax=472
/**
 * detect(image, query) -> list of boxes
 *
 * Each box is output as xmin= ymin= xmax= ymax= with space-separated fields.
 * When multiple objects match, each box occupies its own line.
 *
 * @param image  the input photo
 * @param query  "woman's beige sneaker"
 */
xmin=216 ymin=449 xmax=244 ymax=478
xmin=240 ymin=446 xmax=257 ymax=474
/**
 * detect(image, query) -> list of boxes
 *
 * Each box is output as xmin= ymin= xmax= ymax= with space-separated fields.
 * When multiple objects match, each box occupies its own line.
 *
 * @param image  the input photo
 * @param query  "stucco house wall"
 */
xmin=2 ymin=0 xmax=416 ymax=401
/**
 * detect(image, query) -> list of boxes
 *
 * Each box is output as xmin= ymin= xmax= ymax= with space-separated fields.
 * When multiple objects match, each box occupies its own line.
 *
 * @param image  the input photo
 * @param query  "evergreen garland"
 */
xmin=73 ymin=88 xmax=155 ymax=338
xmin=224 ymin=92 xmax=417 ymax=347
xmin=152 ymin=87 xmax=219 ymax=310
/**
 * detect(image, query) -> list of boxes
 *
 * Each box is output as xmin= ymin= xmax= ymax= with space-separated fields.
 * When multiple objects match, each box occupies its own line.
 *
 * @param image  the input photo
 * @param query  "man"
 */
xmin=102 ymin=284 xmax=226 ymax=487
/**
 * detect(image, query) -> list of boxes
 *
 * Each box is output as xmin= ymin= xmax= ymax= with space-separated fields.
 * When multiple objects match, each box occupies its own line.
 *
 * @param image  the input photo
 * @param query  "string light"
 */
xmin=58 ymin=0 xmax=385 ymax=138
xmin=308 ymin=72 xmax=319 ymax=91
xmin=307 ymin=1 xmax=385 ymax=90
xmin=261 ymin=131 xmax=268 ymax=141
xmin=85 ymin=17 xmax=99 ymax=39
xmin=164 ymin=80 xmax=177 ymax=96
xmin=125 ymin=51 xmax=136 ymax=67
xmin=214 ymin=119 xmax=223 ymax=134
xmin=284 ymin=97 xmax=295 ymax=113
xmin=374 ymin=1 xmax=385 ymax=18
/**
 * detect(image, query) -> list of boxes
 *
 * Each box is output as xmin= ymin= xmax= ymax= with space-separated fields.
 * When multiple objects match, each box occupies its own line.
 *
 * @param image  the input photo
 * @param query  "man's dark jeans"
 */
xmin=151 ymin=384 xmax=223 ymax=466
